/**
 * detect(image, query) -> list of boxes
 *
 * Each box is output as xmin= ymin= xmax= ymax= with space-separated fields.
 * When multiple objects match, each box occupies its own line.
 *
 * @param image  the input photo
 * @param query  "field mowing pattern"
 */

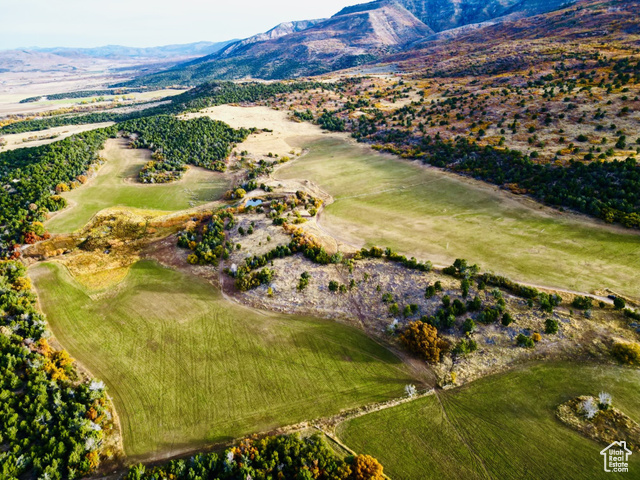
xmin=46 ymin=138 xmax=228 ymax=233
xmin=337 ymin=362 xmax=640 ymax=480
xmin=277 ymin=138 xmax=640 ymax=297
xmin=31 ymin=260 xmax=415 ymax=460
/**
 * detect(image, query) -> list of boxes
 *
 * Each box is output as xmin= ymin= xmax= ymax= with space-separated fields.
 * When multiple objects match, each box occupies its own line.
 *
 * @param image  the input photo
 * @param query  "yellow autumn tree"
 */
xmin=352 ymin=454 xmax=384 ymax=480
xmin=400 ymin=320 xmax=449 ymax=364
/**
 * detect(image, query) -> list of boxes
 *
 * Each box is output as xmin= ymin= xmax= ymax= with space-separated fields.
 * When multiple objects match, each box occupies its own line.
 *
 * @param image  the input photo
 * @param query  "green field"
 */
xmin=46 ymin=138 xmax=229 ymax=233
xmin=31 ymin=260 xmax=416 ymax=460
xmin=337 ymin=362 xmax=640 ymax=480
xmin=277 ymin=138 xmax=640 ymax=298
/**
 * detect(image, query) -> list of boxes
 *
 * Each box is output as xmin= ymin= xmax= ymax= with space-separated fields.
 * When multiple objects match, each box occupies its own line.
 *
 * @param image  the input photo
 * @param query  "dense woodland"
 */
xmin=0 ymin=261 xmax=109 ymax=479
xmin=0 ymin=128 xmax=116 ymax=257
xmin=120 ymin=115 xmax=250 ymax=180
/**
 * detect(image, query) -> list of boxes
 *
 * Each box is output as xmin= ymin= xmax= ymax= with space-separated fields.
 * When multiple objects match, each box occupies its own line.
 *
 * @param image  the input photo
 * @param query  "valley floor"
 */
xmin=15 ymin=103 xmax=640 ymax=477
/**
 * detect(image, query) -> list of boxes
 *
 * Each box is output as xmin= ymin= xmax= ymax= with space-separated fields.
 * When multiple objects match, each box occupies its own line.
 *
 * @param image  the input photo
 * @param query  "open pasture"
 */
xmin=30 ymin=260 xmax=416 ymax=460
xmin=276 ymin=138 xmax=640 ymax=298
xmin=337 ymin=362 xmax=640 ymax=480
xmin=46 ymin=137 xmax=229 ymax=233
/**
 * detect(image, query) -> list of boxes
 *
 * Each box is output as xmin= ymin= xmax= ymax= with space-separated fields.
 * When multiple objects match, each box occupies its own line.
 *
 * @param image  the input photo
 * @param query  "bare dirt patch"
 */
xmin=0 ymin=122 xmax=114 ymax=152
xmin=181 ymin=105 xmax=329 ymax=158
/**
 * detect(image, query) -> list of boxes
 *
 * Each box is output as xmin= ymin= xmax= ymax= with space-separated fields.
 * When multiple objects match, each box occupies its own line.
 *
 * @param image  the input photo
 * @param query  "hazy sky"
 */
xmin=0 ymin=0 xmax=361 ymax=50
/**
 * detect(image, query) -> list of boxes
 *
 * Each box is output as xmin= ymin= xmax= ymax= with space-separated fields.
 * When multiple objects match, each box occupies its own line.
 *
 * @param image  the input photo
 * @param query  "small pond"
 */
xmin=245 ymin=199 xmax=263 ymax=207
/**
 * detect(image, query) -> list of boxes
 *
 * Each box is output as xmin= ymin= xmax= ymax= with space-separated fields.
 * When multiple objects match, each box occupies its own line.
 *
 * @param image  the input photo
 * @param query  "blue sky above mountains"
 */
xmin=0 ymin=0 xmax=359 ymax=49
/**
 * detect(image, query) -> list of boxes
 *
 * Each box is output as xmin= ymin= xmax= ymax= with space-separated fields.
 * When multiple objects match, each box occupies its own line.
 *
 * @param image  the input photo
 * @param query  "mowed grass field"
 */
xmin=30 ymin=260 xmax=416 ymax=460
xmin=337 ymin=362 xmax=640 ymax=480
xmin=46 ymin=138 xmax=229 ymax=233
xmin=277 ymin=138 xmax=640 ymax=298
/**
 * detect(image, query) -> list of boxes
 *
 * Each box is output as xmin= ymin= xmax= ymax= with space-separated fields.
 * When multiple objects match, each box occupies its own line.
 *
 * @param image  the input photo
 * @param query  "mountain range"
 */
xmin=118 ymin=0 xmax=582 ymax=87
xmin=2 ymin=0 xmax=593 ymax=85
xmin=0 ymin=41 xmax=235 ymax=74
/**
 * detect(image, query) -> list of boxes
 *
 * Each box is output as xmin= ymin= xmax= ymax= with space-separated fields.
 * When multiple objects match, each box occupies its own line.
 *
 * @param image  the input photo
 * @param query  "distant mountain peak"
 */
xmin=334 ymin=0 xmax=398 ymax=17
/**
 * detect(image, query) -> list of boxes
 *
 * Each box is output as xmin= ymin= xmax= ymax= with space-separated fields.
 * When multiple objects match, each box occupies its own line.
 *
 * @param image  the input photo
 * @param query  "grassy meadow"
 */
xmin=337 ymin=362 xmax=640 ymax=480
xmin=277 ymin=138 xmax=640 ymax=298
xmin=46 ymin=138 xmax=229 ymax=233
xmin=30 ymin=260 xmax=416 ymax=460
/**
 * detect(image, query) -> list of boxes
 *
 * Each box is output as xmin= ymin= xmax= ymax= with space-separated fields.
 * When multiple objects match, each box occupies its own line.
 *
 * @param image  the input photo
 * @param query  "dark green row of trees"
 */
xmin=1 ymin=81 xmax=318 ymax=135
xmin=0 ymin=261 xmax=108 ymax=479
xmin=19 ymin=87 xmax=152 ymax=103
xmin=370 ymin=135 xmax=640 ymax=228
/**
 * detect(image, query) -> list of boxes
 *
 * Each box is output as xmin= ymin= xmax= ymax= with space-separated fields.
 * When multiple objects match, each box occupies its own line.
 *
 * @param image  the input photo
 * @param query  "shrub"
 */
xmin=467 ymin=296 xmax=482 ymax=312
xmin=442 ymin=295 xmax=451 ymax=308
xmin=235 ymin=268 xmax=274 ymax=291
xmin=328 ymin=280 xmax=339 ymax=292
xmin=478 ymin=307 xmax=500 ymax=324
xmin=613 ymin=297 xmax=626 ymax=310
xmin=425 ymin=285 xmax=436 ymax=298
xmin=462 ymin=318 xmax=476 ymax=334
xmin=532 ymin=332 xmax=542 ymax=342
xmin=452 ymin=338 xmax=478 ymax=356
xmin=480 ymin=273 xmax=538 ymax=299
xmin=461 ymin=278 xmax=471 ymax=298
xmin=501 ymin=312 xmax=514 ymax=326
xmin=598 ymin=392 xmax=612 ymax=410
xmin=624 ymin=308 xmax=640 ymax=321
xmin=612 ymin=342 xmax=640 ymax=365
xmin=297 ymin=271 xmax=310 ymax=291
xmin=582 ymin=397 xmax=598 ymax=419
xmin=572 ymin=296 xmax=593 ymax=310
xmin=452 ymin=299 xmax=467 ymax=316
xmin=442 ymin=258 xmax=479 ymax=278
xmin=544 ymin=318 xmax=559 ymax=334
xmin=539 ymin=292 xmax=561 ymax=312
xmin=516 ymin=334 xmax=535 ymax=348
xmin=400 ymin=321 xmax=449 ymax=363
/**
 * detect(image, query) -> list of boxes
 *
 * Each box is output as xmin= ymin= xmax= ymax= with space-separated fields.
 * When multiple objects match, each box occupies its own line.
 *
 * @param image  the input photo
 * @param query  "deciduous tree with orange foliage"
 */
xmin=400 ymin=320 xmax=449 ymax=363
xmin=352 ymin=454 xmax=385 ymax=480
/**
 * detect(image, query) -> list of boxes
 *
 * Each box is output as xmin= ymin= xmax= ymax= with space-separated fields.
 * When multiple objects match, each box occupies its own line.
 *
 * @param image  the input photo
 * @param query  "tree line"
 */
xmin=125 ymin=433 xmax=385 ymax=480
